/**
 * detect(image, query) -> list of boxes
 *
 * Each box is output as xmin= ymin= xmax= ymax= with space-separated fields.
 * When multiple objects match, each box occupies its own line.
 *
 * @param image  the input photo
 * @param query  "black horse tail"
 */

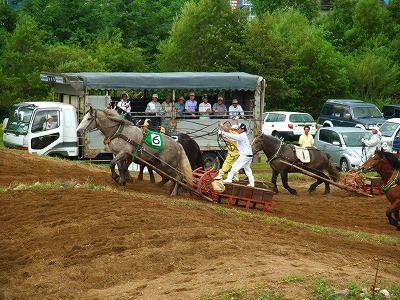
xmin=326 ymin=158 xmax=340 ymax=182
xmin=196 ymin=148 xmax=205 ymax=169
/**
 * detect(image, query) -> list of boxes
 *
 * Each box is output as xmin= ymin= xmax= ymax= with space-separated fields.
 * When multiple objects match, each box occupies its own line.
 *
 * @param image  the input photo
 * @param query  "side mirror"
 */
xmin=332 ymin=141 xmax=341 ymax=146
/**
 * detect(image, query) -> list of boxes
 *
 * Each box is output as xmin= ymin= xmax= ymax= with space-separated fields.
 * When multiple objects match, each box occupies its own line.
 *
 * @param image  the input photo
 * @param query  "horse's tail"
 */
xmin=326 ymin=158 xmax=340 ymax=182
xmin=196 ymin=147 xmax=205 ymax=169
xmin=178 ymin=144 xmax=194 ymax=187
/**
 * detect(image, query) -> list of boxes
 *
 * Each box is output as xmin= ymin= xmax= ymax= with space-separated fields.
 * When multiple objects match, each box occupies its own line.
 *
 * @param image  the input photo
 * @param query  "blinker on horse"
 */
xmin=360 ymin=150 xmax=400 ymax=230
xmin=76 ymin=106 xmax=193 ymax=195
xmin=251 ymin=134 xmax=340 ymax=195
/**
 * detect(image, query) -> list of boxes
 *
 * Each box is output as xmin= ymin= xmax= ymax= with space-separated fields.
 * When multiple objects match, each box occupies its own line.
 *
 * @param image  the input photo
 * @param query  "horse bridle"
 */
xmin=361 ymin=154 xmax=383 ymax=172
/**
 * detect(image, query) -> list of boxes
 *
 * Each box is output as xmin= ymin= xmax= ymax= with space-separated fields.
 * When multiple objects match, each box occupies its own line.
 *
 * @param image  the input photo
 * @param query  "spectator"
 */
xmin=175 ymin=96 xmax=186 ymax=118
xmin=198 ymin=95 xmax=211 ymax=119
xmin=212 ymin=96 xmax=227 ymax=118
xmin=145 ymin=94 xmax=162 ymax=130
xmin=117 ymin=93 xmax=131 ymax=113
xmin=185 ymin=92 xmax=197 ymax=118
xmin=161 ymin=95 xmax=173 ymax=133
xmin=228 ymin=99 xmax=246 ymax=120
xmin=298 ymin=125 xmax=314 ymax=147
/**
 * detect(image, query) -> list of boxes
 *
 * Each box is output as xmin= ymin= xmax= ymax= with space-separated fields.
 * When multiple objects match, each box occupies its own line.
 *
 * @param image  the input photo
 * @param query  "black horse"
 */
xmin=251 ymin=134 xmax=340 ymax=195
xmin=138 ymin=132 xmax=204 ymax=186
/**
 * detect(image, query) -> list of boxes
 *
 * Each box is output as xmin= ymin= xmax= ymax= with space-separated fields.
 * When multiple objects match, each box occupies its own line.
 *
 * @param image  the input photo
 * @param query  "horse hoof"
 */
xmin=290 ymin=190 xmax=298 ymax=195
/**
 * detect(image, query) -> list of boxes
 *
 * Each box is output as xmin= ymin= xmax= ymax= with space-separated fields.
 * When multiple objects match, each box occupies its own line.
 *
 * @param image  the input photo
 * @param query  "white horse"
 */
xmin=76 ymin=106 xmax=193 ymax=195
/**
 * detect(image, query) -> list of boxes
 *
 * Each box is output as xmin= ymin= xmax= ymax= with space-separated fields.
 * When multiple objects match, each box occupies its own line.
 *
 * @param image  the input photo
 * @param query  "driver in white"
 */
xmin=219 ymin=123 xmax=255 ymax=187
xmin=361 ymin=126 xmax=382 ymax=159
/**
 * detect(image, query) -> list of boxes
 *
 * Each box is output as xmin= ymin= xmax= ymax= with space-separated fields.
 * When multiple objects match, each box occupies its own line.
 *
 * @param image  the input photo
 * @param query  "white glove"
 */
xmin=217 ymin=129 xmax=222 ymax=135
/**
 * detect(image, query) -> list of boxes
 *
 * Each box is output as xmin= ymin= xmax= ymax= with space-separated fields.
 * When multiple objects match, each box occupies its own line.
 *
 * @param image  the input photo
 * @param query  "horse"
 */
xmin=360 ymin=150 xmax=400 ymax=230
xmin=137 ymin=132 xmax=204 ymax=186
xmin=76 ymin=107 xmax=193 ymax=195
xmin=251 ymin=134 xmax=340 ymax=195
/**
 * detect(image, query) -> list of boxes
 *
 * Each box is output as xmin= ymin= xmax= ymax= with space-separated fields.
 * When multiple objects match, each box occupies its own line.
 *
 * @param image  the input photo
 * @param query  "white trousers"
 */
xmin=225 ymin=155 xmax=254 ymax=185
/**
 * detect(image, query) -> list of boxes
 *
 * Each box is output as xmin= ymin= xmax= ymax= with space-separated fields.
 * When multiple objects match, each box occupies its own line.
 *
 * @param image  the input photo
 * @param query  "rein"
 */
xmin=266 ymin=139 xmax=284 ymax=163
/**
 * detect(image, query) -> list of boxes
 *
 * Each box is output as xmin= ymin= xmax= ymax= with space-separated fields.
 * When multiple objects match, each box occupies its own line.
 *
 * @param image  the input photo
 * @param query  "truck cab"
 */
xmin=3 ymin=102 xmax=78 ymax=157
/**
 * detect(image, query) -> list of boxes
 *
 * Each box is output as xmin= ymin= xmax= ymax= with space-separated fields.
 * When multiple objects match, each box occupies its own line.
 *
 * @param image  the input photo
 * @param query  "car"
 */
xmin=314 ymin=127 xmax=372 ymax=172
xmin=379 ymin=118 xmax=400 ymax=152
xmin=381 ymin=104 xmax=400 ymax=119
xmin=318 ymin=99 xmax=386 ymax=130
xmin=262 ymin=111 xmax=316 ymax=142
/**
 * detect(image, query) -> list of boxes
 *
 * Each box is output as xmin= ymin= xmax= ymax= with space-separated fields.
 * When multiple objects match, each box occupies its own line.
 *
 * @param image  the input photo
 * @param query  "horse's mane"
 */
xmin=379 ymin=150 xmax=400 ymax=170
xmin=101 ymin=108 xmax=134 ymax=126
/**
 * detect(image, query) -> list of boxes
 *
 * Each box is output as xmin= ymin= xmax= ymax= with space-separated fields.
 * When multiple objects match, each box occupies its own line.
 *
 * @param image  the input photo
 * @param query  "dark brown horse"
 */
xmin=251 ymin=134 xmax=340 ymax=195
xmin=360 ymin=150 xmax=400 ymax=230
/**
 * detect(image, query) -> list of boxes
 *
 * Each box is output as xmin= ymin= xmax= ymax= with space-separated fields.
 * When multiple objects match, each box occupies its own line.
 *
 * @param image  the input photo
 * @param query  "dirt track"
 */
xmin=0 ymin=148 xmax=399 ymax=299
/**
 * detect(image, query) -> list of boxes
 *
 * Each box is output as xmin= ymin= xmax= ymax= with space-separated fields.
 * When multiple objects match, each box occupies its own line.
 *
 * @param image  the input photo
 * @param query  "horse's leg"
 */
xmin=148 ymin=168 xmax=156 ymax=184
xmin=111 ymin=152 xmax=131 ymax=185
xmin=157 ymin=177 xmax=169 ymax=187
xmin=386 ymin=209 xmax=399 ymax=227
xmin=309 ymin=171 xmax=330 ymax=194
xmin=170 ymin=181 xmax=179 ymax=196
xmin=122 ymin=158 xmax=134 ymax=184
xmin=281 ymin=171 xmax=297 ymax=195
xmin=271 ymin=170 xmax=279 ymax=194
xmin=137 ymin=164 xmax=144 ymax=181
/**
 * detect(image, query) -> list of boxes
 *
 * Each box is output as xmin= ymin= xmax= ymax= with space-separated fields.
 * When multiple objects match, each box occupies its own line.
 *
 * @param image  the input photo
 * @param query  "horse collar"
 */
xmin=103 ymin=123 xmax=124 ymax=145
xmin=382 ymin=169 xmax=400 ymax=193
xmin=268 ymin=140 xmax=284 ymax=162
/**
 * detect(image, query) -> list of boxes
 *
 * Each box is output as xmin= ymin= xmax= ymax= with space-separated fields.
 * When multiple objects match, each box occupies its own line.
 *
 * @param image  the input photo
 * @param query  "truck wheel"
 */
xmin=340 ymin=158 xmax=350 ymax=172
xmin=202 ymin=152 xmax=221 ymax=170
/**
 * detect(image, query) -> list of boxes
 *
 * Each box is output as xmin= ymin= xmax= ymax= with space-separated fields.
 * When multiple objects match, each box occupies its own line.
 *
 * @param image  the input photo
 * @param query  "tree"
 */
xmin=157 ymin=0 xmax=245 ymax=71
xmin=252 ymin=0 xmax=320 ymax=20
xmin=0 ymin=14 xmax=50 ymax=119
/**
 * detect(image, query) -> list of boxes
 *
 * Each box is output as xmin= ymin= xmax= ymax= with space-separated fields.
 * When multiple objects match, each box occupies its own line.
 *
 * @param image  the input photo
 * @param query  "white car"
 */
xmin=379 ymin=118 xmax=400 ymax=152
xmin=262 ymin=111 xmax=316 ymax=142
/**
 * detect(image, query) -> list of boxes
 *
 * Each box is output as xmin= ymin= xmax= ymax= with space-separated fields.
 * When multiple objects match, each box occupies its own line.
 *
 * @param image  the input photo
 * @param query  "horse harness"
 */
xmin=382 ymin=169 xmax=400 ymax=193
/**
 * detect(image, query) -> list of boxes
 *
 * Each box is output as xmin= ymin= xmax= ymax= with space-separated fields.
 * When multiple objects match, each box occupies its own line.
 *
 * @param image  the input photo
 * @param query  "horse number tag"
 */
xmin=144 ymin=130 xmax=164 ymax=150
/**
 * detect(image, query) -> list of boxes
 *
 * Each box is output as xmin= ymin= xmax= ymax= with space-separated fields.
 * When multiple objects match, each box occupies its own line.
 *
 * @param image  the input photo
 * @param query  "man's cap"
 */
xmin=231 ymin=124 xmax=239 ymax=129
xmin=122 ymin=92 xmax=129 ymax=98
xmin=232 ymin=99 xmax=238 ymax=104
xmin=202 ymin=95 xmax=208 ymax=100
xmin=238 ymin=123 xmax=247 ymax=131
xmin=189 ymin=92 xmax=195 ymax=96
xmin=152 ymin=94 xmax=158 ymax=98
xmin=217 ymin=96 xmax=223 ymax=101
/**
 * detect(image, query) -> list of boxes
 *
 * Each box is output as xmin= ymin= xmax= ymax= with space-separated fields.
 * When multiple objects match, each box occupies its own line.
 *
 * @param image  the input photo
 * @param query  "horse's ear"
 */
xmin=87 ymin=104 xmax=94 ymax=115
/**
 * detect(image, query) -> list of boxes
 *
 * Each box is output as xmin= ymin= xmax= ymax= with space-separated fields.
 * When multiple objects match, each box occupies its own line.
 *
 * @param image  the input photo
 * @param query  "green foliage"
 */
xmin=0 ymin=2 xmax=18 ymax=32
xmin=346 ymin=49 xmax=400 ymax=101
xmin=252 ymin=0 xmax=320 ymax=20
xmin=157 ymin=0 xmax=244 ymax=71
xmin=0 ymin=14 xmax=50 ymax=120
xmin=310 ymin=278 xmax=337 ymax=300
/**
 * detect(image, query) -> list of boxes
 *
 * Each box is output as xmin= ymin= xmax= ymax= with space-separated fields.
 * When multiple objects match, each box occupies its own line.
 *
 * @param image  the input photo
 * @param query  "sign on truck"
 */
xmin=3 ymin=72 xmax=265 ymax=168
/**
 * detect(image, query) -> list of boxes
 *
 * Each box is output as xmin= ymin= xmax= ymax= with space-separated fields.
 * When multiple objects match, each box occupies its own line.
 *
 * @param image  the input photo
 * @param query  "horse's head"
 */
xmin=251 ymin=134 xmax=264 ymax=154
xmin=76 ymin=105 xmax=98 ymax=137
xmin=359 ymin=150 xmax=384 ymax=173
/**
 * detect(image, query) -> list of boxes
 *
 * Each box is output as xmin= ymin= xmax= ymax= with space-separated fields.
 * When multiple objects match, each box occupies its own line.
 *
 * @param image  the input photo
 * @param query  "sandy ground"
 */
xmin=0 ymin=148 xmax=399 ymax=300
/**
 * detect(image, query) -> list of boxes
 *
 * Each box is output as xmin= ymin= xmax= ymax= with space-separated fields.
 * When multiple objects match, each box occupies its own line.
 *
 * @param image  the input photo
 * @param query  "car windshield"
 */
xmin=352 ymin=106 xmax=382 ymax=119
xmin=4 ymin=105 xmax=35 ymax=135
xmin=379 ymin=122 xmax=399 ymax=137
xmin=341 ymin=132 xmax=372 ymax=147
xmin=289 ymin=113 xmax=314 ymax=122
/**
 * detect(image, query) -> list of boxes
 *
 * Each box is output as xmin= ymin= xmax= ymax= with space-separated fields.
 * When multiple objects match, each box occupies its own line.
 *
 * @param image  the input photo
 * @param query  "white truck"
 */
xmin=3 ymin=72 xmax=265 ymax=168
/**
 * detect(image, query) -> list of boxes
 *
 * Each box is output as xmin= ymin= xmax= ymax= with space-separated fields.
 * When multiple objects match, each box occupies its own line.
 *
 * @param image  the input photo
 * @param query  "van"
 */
xmin=318 ymin=99 xmax=386 ymax=130
xmin=381 ymin=104 xmax=400 ymax=119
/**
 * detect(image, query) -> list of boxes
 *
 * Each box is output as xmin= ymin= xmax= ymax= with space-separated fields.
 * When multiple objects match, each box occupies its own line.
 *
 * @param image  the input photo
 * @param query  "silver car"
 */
xmin=314 ymin=127 xmax=372 ymax=172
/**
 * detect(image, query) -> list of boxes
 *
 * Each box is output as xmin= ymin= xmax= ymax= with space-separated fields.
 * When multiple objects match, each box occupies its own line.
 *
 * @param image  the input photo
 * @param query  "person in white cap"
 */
xmin=145 ymin=94 xmax=162 ymax=130
xmin=198 ymin=95 xmax=211 ymax=119
xmin=219 ymin=123 xmax=255 ymax=187
xmin=228 ymin=99 xmax=246 ymax=120
xmin=361 ymin=126 xmax=381 ymax=159
xmin=117 ymin=93 xmax=131 ymax=113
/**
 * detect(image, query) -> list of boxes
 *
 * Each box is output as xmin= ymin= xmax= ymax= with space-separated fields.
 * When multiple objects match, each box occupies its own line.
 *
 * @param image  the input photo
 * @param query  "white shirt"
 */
xmin=362 ymin=133 xmax=381 ymax=158
xmin=221 ymin=131 xmax=252 ymax=156
xmin=198 ymin=102 xmax=211 ymax=116
xmin=117 ymin=100 xmax=131 ymax=113
xmin=228 ymin=104 xmax=244 ymax=117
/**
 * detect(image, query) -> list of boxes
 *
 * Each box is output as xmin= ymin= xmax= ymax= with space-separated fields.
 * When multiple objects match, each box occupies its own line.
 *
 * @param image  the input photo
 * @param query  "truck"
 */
xmin=3 ymin=72 xmax=266 ymax=169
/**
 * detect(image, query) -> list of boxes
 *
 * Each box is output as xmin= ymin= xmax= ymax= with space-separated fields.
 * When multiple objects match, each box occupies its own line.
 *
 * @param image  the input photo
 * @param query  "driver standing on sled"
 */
xmin=361 ymin=126 xmax=381 ymax=159
xmin=219 ymin=123 xmax=255 ymax=187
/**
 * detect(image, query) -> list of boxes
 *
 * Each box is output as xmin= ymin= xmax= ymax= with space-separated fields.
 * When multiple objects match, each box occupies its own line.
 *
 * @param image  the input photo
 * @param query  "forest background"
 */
xmin=0 ymin=0 xmax=399 ymax=120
